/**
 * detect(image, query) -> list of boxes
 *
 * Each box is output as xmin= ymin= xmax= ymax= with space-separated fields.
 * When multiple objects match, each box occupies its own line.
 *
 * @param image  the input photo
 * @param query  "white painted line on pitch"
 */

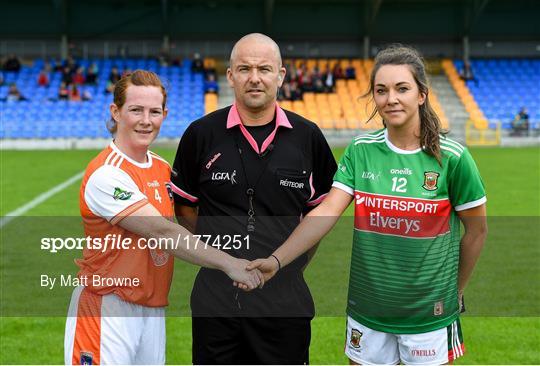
xmin=0 ymin=171 xmax=85 ymax=229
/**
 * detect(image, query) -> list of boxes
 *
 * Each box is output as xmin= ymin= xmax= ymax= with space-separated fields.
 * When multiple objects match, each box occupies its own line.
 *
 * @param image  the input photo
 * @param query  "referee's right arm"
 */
xmin=171 ymin=123 xmax=201 ymax=234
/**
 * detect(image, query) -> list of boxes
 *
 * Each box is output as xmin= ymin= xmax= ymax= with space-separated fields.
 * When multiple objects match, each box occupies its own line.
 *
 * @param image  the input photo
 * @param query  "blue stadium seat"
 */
xmin=454 ymin=58 xmax=540 ymax=128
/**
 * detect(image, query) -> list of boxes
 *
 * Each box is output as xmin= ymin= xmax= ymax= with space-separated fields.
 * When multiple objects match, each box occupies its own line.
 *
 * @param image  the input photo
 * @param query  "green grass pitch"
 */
xmin=0 ymin=146 xmax=539 ymax=364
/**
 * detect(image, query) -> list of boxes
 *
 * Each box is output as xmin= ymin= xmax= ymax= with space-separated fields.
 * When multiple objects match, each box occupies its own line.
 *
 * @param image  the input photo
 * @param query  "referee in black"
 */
xmin=170 ymin=33 xmax=337 ymax=364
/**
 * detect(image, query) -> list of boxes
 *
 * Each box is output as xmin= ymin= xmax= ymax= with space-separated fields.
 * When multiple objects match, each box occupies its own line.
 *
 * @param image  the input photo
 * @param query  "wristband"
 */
xmin=270 ymin=254 xmax=281 ymax=271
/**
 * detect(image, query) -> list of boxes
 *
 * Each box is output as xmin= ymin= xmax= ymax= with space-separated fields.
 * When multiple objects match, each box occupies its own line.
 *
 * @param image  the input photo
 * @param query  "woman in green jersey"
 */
xmin=248 ymin=45 xmax=487 ymax=365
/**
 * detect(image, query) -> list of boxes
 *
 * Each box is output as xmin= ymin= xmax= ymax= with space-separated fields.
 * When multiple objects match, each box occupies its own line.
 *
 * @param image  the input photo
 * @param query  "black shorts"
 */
xmin=192 ymin=316 xmax=311 ymax=364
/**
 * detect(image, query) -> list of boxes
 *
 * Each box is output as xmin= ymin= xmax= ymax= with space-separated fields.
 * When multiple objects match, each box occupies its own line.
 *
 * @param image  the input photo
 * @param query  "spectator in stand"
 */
xmin=295 ymin=63 xmax=304 ymax=85
xmin=332 ymin=63 xmax=344 ymax=80
xmin=69 ymin=84 xmax=81 ymax=101
xmin=203 ymin=58 xmax=217 ymax=80
xmin=313 ymin=77 xmax=325 ymax=93
xmin=61 ymin=66 xmax=73 ymax=85
xmin=86 ymin=63 xmax=98 ymax=84
xmin=159 ymin=49 xmax=170 ymax=67
xmin=283 ymin=62 xmax=294 ymax=83
xmin=191 ymin=53 xmax=204 ymax=73
xmin=109 ymin=66 xmax=121 ymax=84
xmin=58 ymin=82 xmax=69 ymax=100
xmin=511 ymin=107 xmax=530 ymax=136
xmin=106 ymin=66 xmax=121 ymax=93
xmin=323 ymin=66 xmax=334 ymax=92
xmin=43 ymin=61 xmax=52 ymax=78
xmin=290 ymin=80 xmax=303 ymax=101
xmin=52 ymin=58 xmax=64 ymax=72
xmin=278 ymin=82 xmax=291 ymax=101
xmin=65 ymin=56 xmax=78 ymax=75
xmin=459 ymin=60 xmax=479 ymax=86
xmin=6 ymin=83 xmax=28 ymax=101
xmin=345 ymin=64 xmax=356 ymax=79
xmin=311 ymin=66 xmax=323 ymax=90
xmin=82 ymin=89 xmax=92 ymax=101
xmin=3 ymin=54 xmax=22 ymax=72
xmin=0 ymin=71 xmax=4 ymax=86
xmin=37 ymin=68 xmax=50 ymax=87
xmin=204 ymin=73 xmax=219 ymax=94
xmin=301 ymin=63 xmax=314 ymax=92
xmin=72 ymin=66 xmax=86 ymax=85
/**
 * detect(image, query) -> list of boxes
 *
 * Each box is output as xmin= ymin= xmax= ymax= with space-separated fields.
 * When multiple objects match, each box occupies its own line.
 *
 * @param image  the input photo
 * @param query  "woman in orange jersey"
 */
xmin=65 ymin=70 xmax=262 ymax=365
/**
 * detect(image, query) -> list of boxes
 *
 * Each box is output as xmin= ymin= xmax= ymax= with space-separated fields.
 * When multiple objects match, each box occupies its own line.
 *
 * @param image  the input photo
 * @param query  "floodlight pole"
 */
xmin=364 ymin=0 xmax=382 ymax=59
xmin=61 ymin=35 xmax=68 ymax=61
xmin=161 ymin=0 xmax=170 ymax=55
xmin=463 ymin=0 xmax=490 ymax=60
xmin=364 ymin=36 xmax=370 ymax=59
xmin=463 ymin=35 xmax=470 ymax=62
xmin=53 ymin=0 xmax=69 ymax=59
xmin=264 ymin=0 xmax=275 ymax=34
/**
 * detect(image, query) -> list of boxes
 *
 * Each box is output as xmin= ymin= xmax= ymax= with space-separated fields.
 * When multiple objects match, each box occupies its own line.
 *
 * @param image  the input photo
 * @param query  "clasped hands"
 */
xmin=225 ymin=256 xmax=281 ymax=291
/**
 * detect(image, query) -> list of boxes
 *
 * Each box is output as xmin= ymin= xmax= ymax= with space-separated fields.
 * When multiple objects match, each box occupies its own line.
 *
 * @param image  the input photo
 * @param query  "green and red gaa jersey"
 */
xmin=333 ymin=129 xmax=486 ymax=334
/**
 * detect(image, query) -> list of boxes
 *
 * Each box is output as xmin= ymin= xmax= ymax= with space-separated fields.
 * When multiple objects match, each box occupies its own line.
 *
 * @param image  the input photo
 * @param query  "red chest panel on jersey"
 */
xmin=354 ymin=190 xmax=452 ymax=238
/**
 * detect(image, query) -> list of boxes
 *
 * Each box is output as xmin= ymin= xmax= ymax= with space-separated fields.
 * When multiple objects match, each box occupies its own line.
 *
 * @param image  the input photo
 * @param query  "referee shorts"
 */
xmin=64 ymin=286 xmax=165 ymax=365
xmin=192 ymin=317 xmax=311 ymax=364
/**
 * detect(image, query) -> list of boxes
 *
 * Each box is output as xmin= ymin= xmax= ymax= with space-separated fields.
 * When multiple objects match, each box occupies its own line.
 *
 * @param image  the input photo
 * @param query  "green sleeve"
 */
xmin=449 ymin=148 xmax=487 ymax=211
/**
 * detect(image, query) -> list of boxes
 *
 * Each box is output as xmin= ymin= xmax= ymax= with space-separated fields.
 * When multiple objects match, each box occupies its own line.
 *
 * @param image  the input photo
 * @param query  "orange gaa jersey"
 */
xmin=78 ymin=142 xmax=175 ymax=307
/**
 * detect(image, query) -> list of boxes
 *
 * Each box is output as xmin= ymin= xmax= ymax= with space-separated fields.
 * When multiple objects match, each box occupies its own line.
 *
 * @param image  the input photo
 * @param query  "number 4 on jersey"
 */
xmin=391 ymin=177 xmax=407 ymax=192
xmin=154 ymin=188 xmax=162 ymax=203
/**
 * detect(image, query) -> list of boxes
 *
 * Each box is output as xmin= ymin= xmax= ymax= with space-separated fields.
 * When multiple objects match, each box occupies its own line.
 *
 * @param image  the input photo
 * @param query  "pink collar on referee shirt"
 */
xmin=226 ymin=102 xmax=293 ymax=154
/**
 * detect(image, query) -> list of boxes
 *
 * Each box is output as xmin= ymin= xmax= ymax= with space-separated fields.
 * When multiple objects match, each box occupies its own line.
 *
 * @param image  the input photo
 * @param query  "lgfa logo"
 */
xmin=211 ymin=170 xmax=237 ymax=184
xmin=361 ymin=171 xmax=380 ymax=181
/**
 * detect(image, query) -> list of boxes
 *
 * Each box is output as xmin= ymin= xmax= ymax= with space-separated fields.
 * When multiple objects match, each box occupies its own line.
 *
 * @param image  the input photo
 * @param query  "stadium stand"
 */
xmin=2 ymin=56 xmax=538 ymax=140
xmin=445 ymin=58 xmax=540 ymax=131
xmin=0 ymin=58 xmax=207 ymax=139
xmin=279 ymin=58 xmax=450 ymax=131
xmin=442 ymin=59 xmax=488 ymax=130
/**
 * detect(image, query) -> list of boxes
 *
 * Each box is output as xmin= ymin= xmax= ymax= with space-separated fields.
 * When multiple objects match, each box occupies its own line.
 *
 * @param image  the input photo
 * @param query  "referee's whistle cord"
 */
xmin=235 ymin=291 xmax=242 ymax=310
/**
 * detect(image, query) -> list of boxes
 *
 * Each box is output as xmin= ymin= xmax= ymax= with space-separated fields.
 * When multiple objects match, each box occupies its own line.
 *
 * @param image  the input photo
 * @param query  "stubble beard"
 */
xmin=243 ymin=93 xmax=271 ymax=111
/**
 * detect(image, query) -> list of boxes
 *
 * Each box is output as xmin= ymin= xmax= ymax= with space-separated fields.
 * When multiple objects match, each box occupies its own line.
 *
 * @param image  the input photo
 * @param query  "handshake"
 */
xmin=223 ymin=256 xmax=281 ymax=291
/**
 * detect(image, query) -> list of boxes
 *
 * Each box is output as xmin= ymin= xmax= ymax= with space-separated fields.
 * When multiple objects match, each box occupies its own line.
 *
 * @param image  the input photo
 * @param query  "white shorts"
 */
xmin=64 ymin=286 xmax=165 ymax=365
xmin=344 ymin=316 xmax=465 ymax=365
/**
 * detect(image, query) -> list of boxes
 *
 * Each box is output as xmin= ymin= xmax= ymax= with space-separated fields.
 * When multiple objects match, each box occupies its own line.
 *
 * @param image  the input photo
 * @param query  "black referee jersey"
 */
xmin=171 ymin=103 xmax=337 ymax=317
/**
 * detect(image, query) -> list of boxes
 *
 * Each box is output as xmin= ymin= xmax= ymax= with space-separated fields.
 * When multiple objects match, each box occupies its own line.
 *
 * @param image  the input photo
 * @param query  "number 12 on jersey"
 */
xmin=391 ymin=177 xmax=407 ymax=192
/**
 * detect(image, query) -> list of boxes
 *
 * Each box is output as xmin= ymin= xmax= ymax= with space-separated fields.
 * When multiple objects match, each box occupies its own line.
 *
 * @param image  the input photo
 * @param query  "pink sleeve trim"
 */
xmin=170 ymin=182 xmax=199 ymax=203
xmin=307 ymin=193 xmax=328 ymax=207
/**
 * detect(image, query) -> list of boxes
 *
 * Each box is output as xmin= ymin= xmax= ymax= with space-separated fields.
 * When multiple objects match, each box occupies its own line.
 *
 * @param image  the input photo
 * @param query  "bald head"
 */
xmin=229 ymin=33 xmax=282 ymax=68
xmin=226 ymin=33 xmax=286 ymax=117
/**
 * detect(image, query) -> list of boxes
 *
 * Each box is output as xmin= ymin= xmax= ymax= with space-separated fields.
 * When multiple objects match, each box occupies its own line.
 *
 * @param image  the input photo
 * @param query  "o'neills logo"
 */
xmin=280 ymin=179 xmax=304 ymax=189
xmin=206 ymin=153 xmax=222 ymax=169
xmin=390 ymin=168 xmax=413 ymax=175
xmin=354 ymin=191 xmax=451 ymax=238
xmin=411 ymin=349 xmax=436 ymax=357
